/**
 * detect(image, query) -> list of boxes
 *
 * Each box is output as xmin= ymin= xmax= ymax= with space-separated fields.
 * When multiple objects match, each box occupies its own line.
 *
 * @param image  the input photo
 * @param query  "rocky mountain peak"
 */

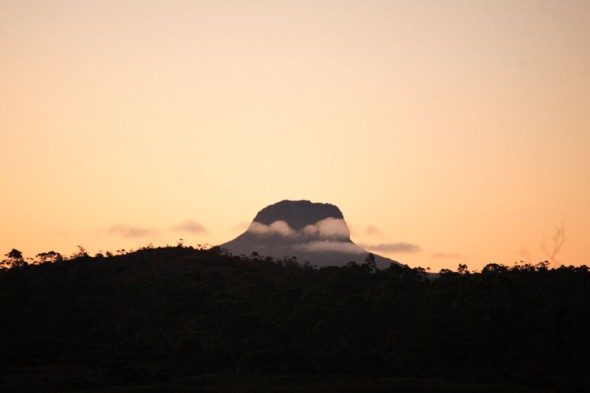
xmin=221 ymin=200 xmax=398 ymax=269
xmin=253 ymin=200 xmax=344 ymax=230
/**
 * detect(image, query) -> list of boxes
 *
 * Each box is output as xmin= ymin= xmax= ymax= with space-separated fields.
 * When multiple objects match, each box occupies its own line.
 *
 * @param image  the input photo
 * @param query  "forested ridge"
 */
xmin=1 ymin=246 xmax=589 ymax=392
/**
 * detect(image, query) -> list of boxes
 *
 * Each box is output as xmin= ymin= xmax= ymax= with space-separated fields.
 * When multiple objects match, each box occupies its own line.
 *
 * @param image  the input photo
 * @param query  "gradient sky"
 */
xmin=1 ymin=0 xmax=589 ymax=271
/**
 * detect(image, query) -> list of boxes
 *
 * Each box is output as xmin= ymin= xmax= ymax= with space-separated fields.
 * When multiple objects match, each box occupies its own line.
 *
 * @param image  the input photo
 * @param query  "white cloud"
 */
xmin=246 ymin=218 xmax=350 ymax=242
xmin=303 ymin=218 xmax=350 ymax=240
xmin=248 ymin=220 xmax=295 ymax=237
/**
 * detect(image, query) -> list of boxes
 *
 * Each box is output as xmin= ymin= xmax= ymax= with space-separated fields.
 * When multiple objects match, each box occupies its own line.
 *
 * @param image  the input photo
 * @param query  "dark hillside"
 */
xmin=0 ymin=247 xmax=588 ymax=392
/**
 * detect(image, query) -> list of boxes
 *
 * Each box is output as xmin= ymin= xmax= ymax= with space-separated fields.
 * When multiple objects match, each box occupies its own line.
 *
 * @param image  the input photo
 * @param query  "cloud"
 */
xmin=109 ymin=225 xmax=160 ymax=238
xmin=246 ymin=218 xmax=350 ymax=241
xmin=303 ymin=218 xmax=350 ymax=240
xmin=433 ymin=252 xmax=462 ymax=259
xmin=362 ymin=242 xmax=421 ymax=254
xmin=170 ymin=220 xmax=208 ymax=234
xmin=365 ymin=225 xmax=383 ymax=236
xmin=248 ymin=220 xmax=295 ymax=237
xmin=295 ymin=240 xmax=365 ymax=254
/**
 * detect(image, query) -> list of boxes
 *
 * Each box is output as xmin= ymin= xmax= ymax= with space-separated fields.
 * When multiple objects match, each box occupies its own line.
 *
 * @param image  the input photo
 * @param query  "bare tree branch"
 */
xmin=540 ymin=223 xmax=565 ymax=264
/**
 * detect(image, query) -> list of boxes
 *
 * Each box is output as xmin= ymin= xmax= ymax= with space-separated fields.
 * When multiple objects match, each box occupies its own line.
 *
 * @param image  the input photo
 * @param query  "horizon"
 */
xmin=1 ymin=198 xmax=579 ymax=272
xmin=1 ymin=1 xmax=589 ymax=271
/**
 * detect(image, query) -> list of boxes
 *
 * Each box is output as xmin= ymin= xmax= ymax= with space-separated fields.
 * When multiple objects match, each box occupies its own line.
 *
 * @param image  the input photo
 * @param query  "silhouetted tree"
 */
xmin=35 ymin=251 xmax=63 ymax=264
xmin=457 ymin=263 xmax=470 ymax=275
xmin=2 ymin=248 xmax=26 ymax=268
xmin=70 ymin=245 xmax=89 ymax=259
xmin=365 ymin=253 xmax=377 ymax=272
xmin=481 ymin=263 xmax=508 ymax=274
xmin=541 ymin=223 xmax=565 ymax=264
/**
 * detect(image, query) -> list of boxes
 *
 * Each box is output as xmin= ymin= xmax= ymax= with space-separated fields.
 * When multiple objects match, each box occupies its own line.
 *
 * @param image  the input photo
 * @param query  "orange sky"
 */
xmin=1 ymin=0 xmax=589 ymax=271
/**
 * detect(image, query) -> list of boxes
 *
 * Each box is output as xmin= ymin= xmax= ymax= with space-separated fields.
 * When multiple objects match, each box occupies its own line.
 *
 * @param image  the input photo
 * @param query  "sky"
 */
xmin=1 ymin=0 xmax=589 ymax=271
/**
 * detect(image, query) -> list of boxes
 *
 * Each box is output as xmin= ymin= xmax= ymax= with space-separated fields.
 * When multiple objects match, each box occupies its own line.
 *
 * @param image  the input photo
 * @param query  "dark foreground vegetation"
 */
xmin=1 ymin=246 xmax=589 ymax=392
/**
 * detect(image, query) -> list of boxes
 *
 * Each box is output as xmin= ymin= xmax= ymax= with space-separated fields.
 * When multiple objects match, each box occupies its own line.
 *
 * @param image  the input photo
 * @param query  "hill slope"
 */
xmin=0 ymin=247 xmax=589 ymax=391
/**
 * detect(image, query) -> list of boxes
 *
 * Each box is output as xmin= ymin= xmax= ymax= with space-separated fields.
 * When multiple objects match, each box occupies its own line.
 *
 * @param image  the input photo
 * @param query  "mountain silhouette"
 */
xmin=221 ymin=200 xmax=399 ymax=268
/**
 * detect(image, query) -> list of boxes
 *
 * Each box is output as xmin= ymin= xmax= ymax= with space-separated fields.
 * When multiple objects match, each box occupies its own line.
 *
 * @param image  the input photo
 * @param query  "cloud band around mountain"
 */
xmin=248 ymin=218 xmax=350 ymax=241
xmin=295 ymin=240 xmax=365 ymax=254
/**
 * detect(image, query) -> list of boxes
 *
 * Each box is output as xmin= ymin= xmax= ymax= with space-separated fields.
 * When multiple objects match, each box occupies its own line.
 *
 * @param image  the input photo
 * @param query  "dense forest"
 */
xmin=1 ymin=246 xmax=588 ymax=392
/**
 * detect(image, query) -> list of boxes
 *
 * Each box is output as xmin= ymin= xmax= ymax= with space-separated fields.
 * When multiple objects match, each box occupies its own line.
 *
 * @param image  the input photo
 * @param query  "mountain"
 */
xmin=221 ymin=200 xmax=399 ymax=269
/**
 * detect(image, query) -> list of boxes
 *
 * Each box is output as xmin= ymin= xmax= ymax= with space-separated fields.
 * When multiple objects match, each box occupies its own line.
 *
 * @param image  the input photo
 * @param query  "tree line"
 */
xmin=1 ymin=245 xmax=588 ymax=392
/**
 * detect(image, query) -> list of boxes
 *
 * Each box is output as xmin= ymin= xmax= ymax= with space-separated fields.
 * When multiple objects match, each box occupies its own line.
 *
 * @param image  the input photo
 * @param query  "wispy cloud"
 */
xmin=170 ymin=220 xmax=208 ymax=234
xmin=295 ymin=240 xmax=365 ymax=254
xmin=109 ymin=225 xmax=160 ymax=238
xmin=432 ymin=252 xmax=462 ymax=259
xmin=362 ymin=242 xmax=421 ymax=254
xmin=365 ymin=225 xmax=383 ymax=237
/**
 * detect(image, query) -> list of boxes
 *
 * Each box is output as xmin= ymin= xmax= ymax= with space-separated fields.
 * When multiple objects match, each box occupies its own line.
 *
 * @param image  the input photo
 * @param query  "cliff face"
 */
xmin=253 ymin=200 xmax=344 ymax=230
xmin=221 ymin=200 xmax=398 ymax=268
